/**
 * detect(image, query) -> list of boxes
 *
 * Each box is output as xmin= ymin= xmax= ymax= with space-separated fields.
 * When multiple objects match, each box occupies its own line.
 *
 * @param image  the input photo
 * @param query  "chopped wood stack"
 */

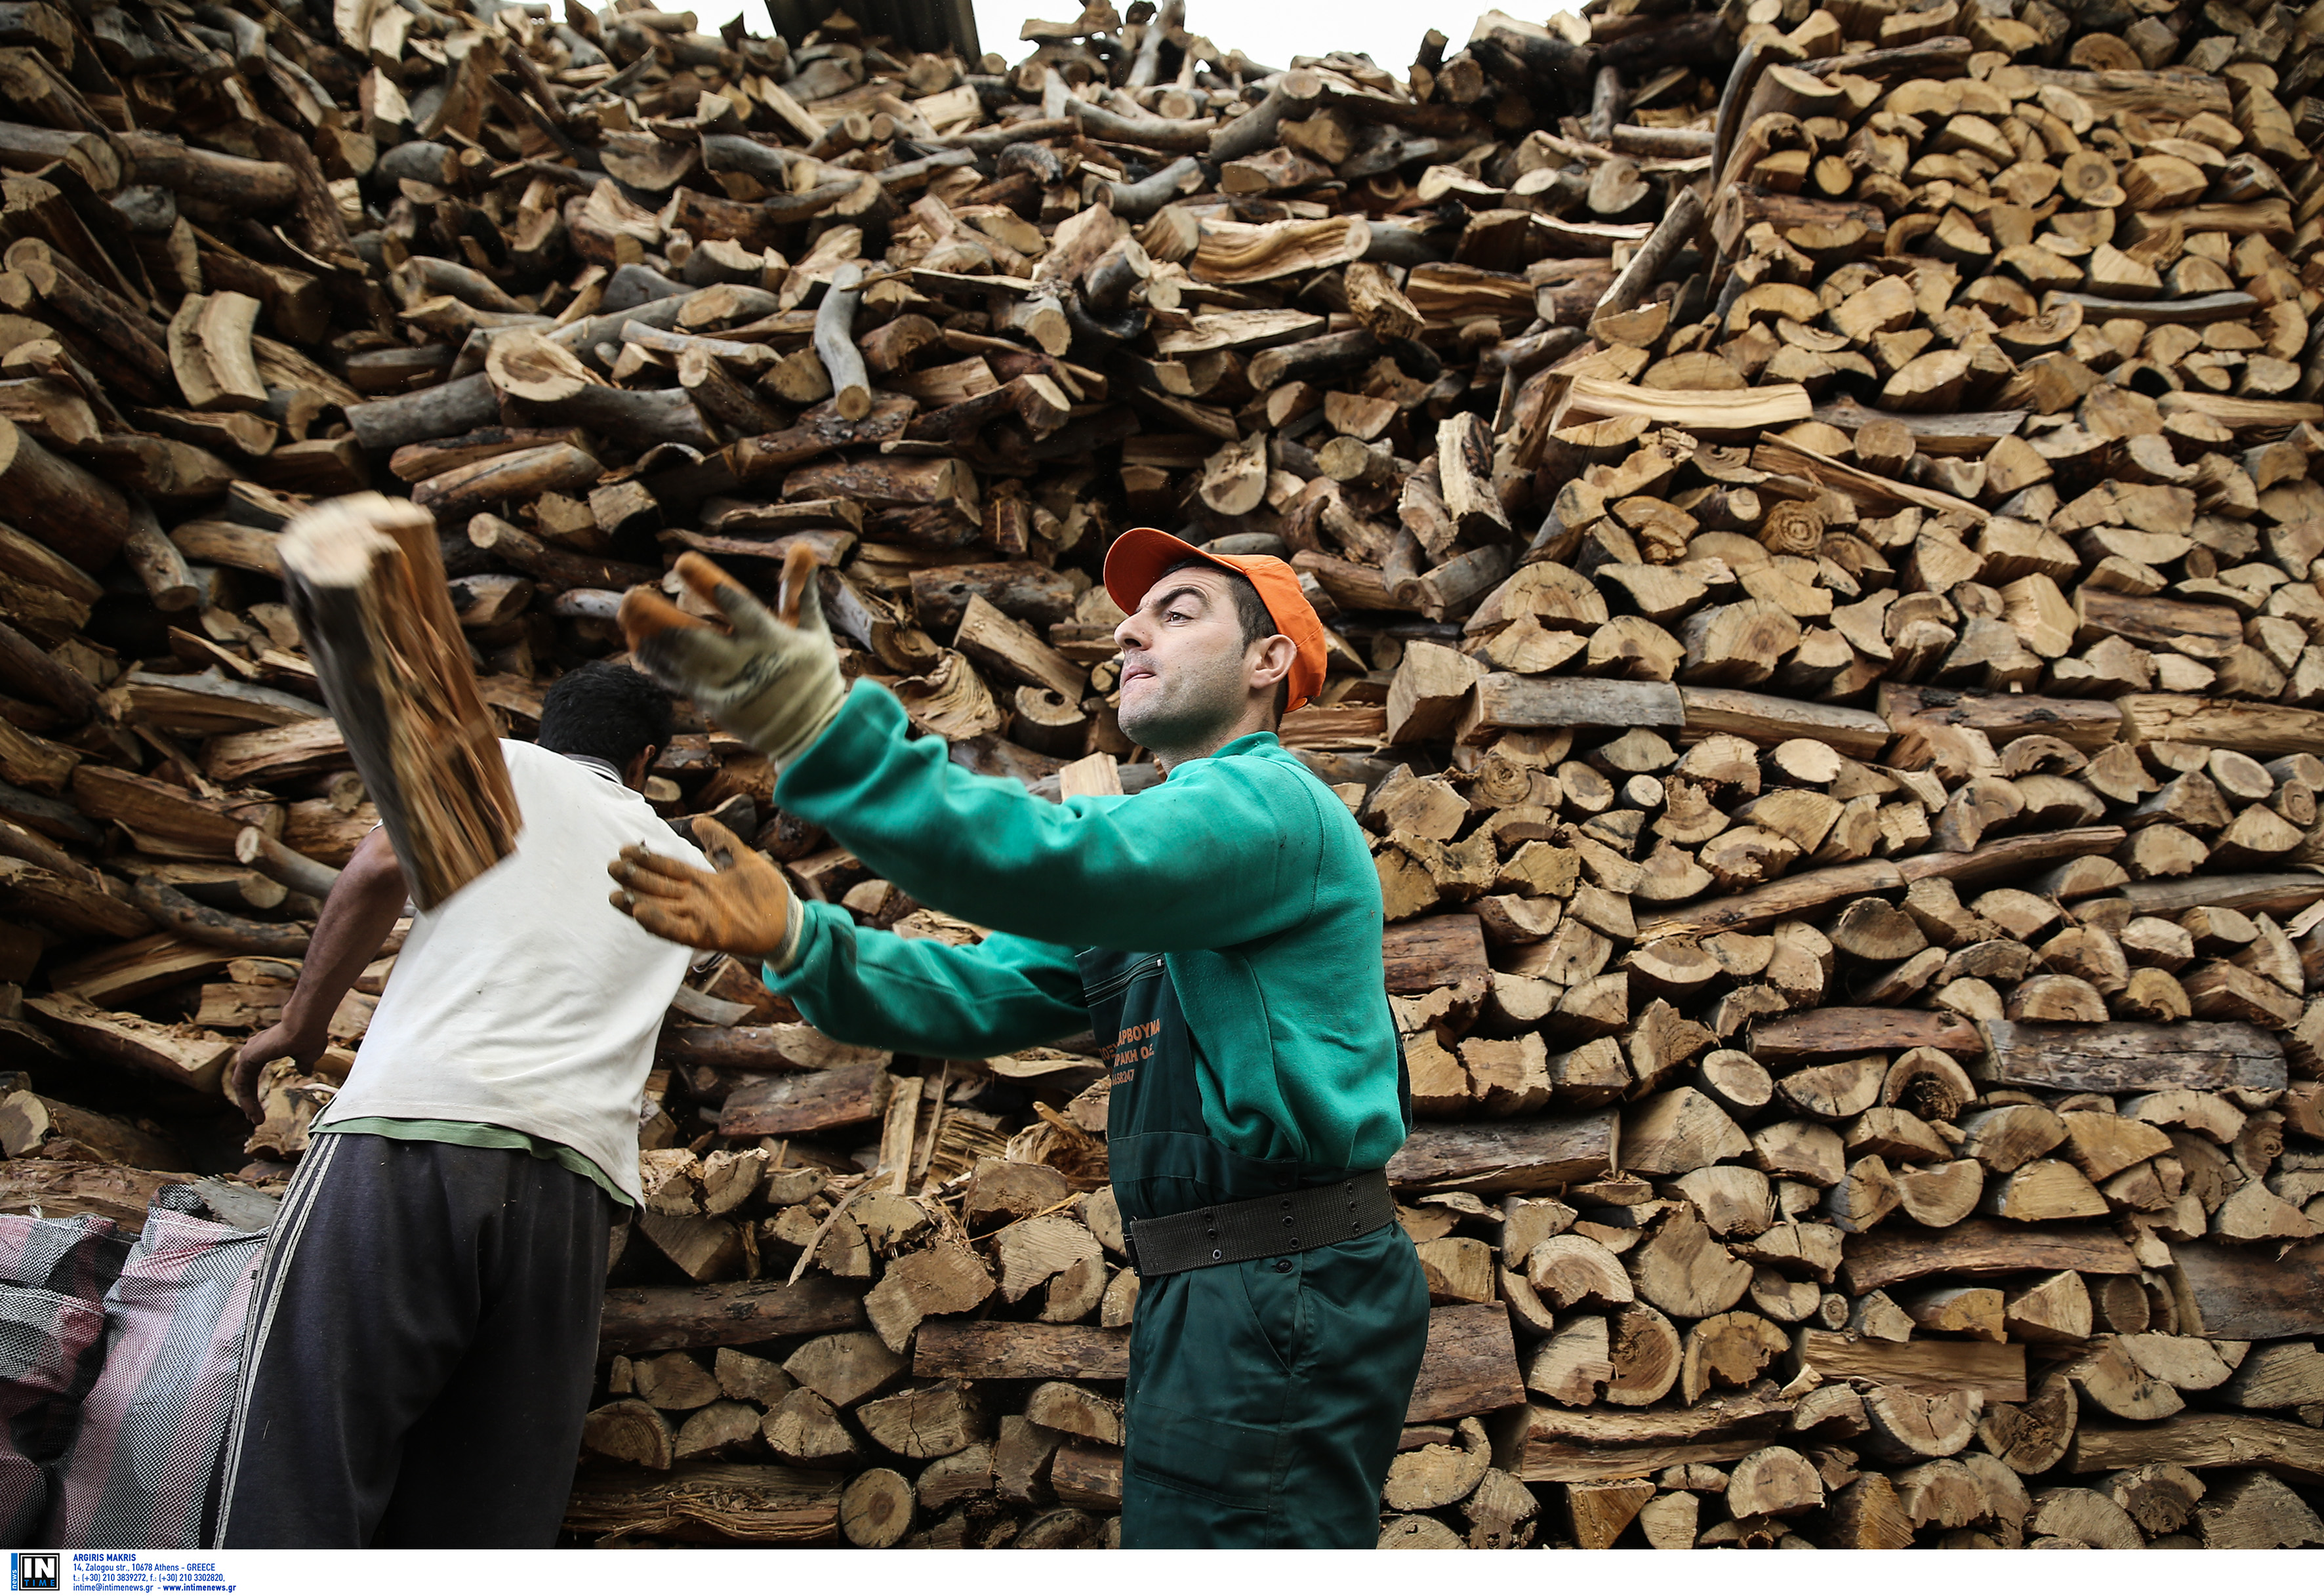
xmin=0 ymin=0 xmax=2321 ymax=1554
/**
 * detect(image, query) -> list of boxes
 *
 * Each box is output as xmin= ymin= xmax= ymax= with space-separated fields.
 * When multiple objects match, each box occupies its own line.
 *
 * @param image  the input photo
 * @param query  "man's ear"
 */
xmin=624 ymin=745 xmax=659 ymax=792
xmin=1248 ymin=634 xmax=1297 ymax=691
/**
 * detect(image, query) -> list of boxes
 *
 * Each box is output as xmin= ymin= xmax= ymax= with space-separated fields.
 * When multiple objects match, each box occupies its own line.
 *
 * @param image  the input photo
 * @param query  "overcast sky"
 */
xmin=685 ymin=1 xmax=1478 ymax=77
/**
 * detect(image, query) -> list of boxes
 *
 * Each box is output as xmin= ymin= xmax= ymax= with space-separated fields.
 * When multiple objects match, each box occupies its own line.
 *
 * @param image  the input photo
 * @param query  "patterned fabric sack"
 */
xmin=51 ymin=1192 xmax=268 ymax=1549
xmin=0 ymin=1213 xmax=132 ymax=1309
xmin=0 ymin=1214 xmax=130 ymax=1543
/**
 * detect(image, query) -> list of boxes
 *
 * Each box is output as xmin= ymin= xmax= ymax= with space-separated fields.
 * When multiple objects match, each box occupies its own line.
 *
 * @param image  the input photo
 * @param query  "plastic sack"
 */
xmin=51 ymin=1194 xmax=268 ymax=1548
xmin=0 ymin=1214 xmax=131 ymax=1542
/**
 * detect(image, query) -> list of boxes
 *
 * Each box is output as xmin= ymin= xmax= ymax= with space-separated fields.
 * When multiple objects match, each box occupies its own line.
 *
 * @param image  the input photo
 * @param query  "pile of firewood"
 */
xmin=2 ymin=0 xmax=2323 ymax=1552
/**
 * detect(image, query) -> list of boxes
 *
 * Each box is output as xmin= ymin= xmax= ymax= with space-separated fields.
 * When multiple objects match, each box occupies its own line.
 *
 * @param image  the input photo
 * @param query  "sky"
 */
xmin=684 ymin=1 xmax=1461 ymax=77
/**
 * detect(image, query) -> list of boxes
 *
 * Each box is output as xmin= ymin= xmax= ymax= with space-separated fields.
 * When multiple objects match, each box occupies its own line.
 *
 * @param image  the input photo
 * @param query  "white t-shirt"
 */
xmin=316 ymin=739 xmax=706 ymax=1203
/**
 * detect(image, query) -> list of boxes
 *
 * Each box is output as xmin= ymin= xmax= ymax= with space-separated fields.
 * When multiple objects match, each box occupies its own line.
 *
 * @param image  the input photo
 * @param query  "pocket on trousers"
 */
xmin=1235 ymin=1254 xmax=1307 ymax=1379
xmin=1124 ymin=1394 xmax=1285 ymax=1510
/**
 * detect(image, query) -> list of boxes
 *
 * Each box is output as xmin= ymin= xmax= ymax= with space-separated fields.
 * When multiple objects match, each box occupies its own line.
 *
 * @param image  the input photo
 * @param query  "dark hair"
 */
xmin=1160 ymin=556 xmax=1290 ymax=720
xmin=537 ymin=661 xmax=674 ymax=767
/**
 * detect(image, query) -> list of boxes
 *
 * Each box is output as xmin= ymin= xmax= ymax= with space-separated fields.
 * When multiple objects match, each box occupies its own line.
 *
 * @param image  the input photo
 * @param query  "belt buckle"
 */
xmin=1123 ymin=1219 xmax=1141 ymax=1274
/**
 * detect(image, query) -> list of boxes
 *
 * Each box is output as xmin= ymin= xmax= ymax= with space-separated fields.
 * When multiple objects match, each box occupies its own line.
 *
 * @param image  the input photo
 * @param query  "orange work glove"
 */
xmin=617 ymin=545 xmax=845 ymax=767
xmin=608 ymin=816 xmax=800 ymax=966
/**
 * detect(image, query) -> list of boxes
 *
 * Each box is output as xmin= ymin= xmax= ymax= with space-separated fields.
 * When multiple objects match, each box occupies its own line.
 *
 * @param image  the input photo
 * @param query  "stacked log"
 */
xmin=0 ymin=0 xmax=2320 ymax=1553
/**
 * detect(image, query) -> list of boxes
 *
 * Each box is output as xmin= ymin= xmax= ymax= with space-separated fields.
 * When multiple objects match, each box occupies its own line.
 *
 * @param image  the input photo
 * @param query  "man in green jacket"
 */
xmin=607 ymin=531 xmax=1428 ymax=1548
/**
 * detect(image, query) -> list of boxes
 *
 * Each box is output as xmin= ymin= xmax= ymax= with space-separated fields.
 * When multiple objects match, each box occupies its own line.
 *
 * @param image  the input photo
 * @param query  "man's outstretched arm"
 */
xmin=770 ymin=907 xmax=1088 ymax=1057
xmin=616 ymin=548 xmax=1328 ymax=952
xmin=610 ymin=817 xmax=1086 ymax=1057
xmin=232 ymin=828 xmax=406 ymax=1120
xmin=772 ymin=682 xmax=1324 ymax=952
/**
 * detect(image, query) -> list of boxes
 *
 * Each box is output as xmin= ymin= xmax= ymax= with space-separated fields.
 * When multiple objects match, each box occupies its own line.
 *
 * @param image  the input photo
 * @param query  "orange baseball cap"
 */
xmin=1103 ymin=526 xmax=1328 ymax=714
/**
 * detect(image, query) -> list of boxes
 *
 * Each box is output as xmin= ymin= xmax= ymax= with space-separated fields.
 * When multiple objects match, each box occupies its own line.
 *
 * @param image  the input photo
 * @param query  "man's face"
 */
xmin=1112 ymin=566 xmax=1255 ymax=751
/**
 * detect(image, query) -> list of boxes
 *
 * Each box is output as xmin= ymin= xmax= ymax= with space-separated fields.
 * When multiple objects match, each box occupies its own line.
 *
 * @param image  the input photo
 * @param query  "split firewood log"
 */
xmin=277 ymin=495 xmax=519 ymax=910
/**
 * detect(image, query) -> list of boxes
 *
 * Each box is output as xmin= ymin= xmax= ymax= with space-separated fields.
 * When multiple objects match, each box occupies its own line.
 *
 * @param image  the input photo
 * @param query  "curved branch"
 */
xmin=131 ymin=873 xmax=311 ymax=956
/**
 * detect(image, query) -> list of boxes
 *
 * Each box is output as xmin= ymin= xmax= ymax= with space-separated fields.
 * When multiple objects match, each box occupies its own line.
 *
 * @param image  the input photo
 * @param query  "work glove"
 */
xmin=608 ymin=815 xmax=800 ymax=967
xmin=619 ymin=545 xmax=844 ymax=767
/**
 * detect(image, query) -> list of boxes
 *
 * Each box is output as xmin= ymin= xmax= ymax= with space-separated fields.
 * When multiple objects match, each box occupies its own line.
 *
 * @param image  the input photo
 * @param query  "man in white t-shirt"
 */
xmin=213 ymin=663 xmax=706 ymax=1548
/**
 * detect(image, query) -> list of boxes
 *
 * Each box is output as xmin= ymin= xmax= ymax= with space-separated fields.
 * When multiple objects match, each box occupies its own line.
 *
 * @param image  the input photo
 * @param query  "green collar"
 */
xmin=1162 ymin=730 xmax=1282 ymax=777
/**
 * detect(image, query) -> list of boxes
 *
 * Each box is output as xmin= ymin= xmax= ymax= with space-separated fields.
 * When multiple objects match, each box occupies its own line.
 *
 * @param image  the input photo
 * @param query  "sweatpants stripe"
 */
xmin=212 ymin=1132 xmax=344 ymax=1545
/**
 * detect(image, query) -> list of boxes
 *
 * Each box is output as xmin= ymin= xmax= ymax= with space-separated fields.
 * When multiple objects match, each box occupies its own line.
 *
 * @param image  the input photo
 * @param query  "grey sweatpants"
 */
xmin=213 ymin=1132 xmax=616 ymax=1547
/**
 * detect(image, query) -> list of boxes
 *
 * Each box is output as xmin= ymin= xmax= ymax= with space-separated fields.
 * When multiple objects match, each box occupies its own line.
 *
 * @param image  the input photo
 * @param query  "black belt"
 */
xmin=1124 ymin=1170 xmax=1397 ymax=1277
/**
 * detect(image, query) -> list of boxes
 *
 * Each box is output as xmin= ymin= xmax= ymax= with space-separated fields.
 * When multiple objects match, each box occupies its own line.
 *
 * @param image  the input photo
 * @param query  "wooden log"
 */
xmin=230 ymin=825 xmax=340 ymax=904
xmin=71 ymin=765 xmax=275 ymax=856
xmin=1381 ymin=913 xmax=1490 ymax=994
xmin=0 ymin=857 xmax=148 ymax=942
xmin=2169 ymin=1238 xmax=2324 ymax=1340
xmin=1675 ymin=688 xmax=1890 ymax=762
xmin=116 ymin=131 xmax=296 ymax=210
xmin=201 ymin=720 xmax=348 ymax=788
xmin=952 ymin=596 xmax=1085 ymax=702
xmin=597 ymin=1277 xmax=868 ymax=1357
xmin=1513 ymin=1390 xmax=1792 ymax=1484
xmin=1591 ymin=186 xmax=1704 ymax=332
xmin=279 ymin=495 xmax=521 ymax=912
xmin=719 ymin=1061 xmax=893 ymax=1139
xmin=1978 ymin=1020 xmax=2285 ymax=1094
xmin=0 ymin=119 xmax=119 ymax=191
xmin=119 ymin=498 xmax=199 ymax=615
xmin=1841 ymin=1219 xmax=2140 ymax=1296
xmin=1633 ymin=861 xmax=1902 ymax=939
xmin=1797 ymin=1330 xmax=2026 ymax=1403
xmin=410 ymin=443 xmax=603 ymax=523
xmin=1750 ymin=1008 xmax=1981 ymax=1061
xmin=562 ymin=1464 xmax=842 ymax=1543
xmin=467 ymin=516 xmax=657 ymax=594
xmin=2064 ymin=1414 xmax=2324 ymax=1485
xmin=128 ymin=876 xmax=307 ymax=957
xmin=494 ymin=348 xmax=715 ymax=452
xmin=813 ymin=262 xmax=871 ymax=423
xmin=2113 ymin=874 xmax=2324 ymax=920
xmin=1088 ymin=153 xmax=1202 ymax=228
xmin=1881 ymin=684 xmax=2123 ymax=754
xmin=857 ymin=1380 xmax=989 ymax=1460
xmin=1860 ymin=1385 xmax=1979 ymax=1465
xmin=1387 ymin=1110 xmax=1619 ymax=1194
xmin=2195 ymin=1471 xmax=2324 ymax=1549
xmin=1206 ymin=70 xmax=1325 ymax=162
xmin=0 ymin=1160 xmax=184 ymax=1232
xmin=2 ymin=240 xmax=171 ymax=403
xmin=1457 ymin=676 xmax=1682 ymax=745
xmin=912 ymin=1320 xmax=1128 ymax=1381
xmin=659 ymin=1025 xmax=888 ymax=1078
xmin=0 ymin=417 xmax=133 ymax=571
xmin=20 ymin=992 xmax=232 ymax=1095
xmin=2117 ymin=696 xmax=2324 ymax=760
xmin=2220 ymin=1344 xmax=2324 ymax=1412
xmin=346 ymin=374 xmax=502 ymax=452
xmin=1406 ymin=1303 xmax=1528 ymax=1423
xmin=0 ymin=616 xmax=96 ymax=723
xmin=1055 ymin=84 xmax=1212 ymax=153
xmin=634 ymin=1212 xmax=747 ymax=1286
xmin=165 ymin=291 xmax=268 ymax=413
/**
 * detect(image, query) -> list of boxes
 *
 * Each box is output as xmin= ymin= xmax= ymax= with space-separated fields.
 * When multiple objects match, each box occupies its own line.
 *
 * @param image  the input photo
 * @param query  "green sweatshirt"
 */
xmin=764 ymin=680 xmax=1406 ymax=1172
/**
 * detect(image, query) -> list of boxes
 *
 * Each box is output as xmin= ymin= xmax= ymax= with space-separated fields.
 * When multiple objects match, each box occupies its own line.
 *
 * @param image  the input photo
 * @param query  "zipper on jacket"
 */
xmin=1080 ymin=954 xmax=1166 ymax=1005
